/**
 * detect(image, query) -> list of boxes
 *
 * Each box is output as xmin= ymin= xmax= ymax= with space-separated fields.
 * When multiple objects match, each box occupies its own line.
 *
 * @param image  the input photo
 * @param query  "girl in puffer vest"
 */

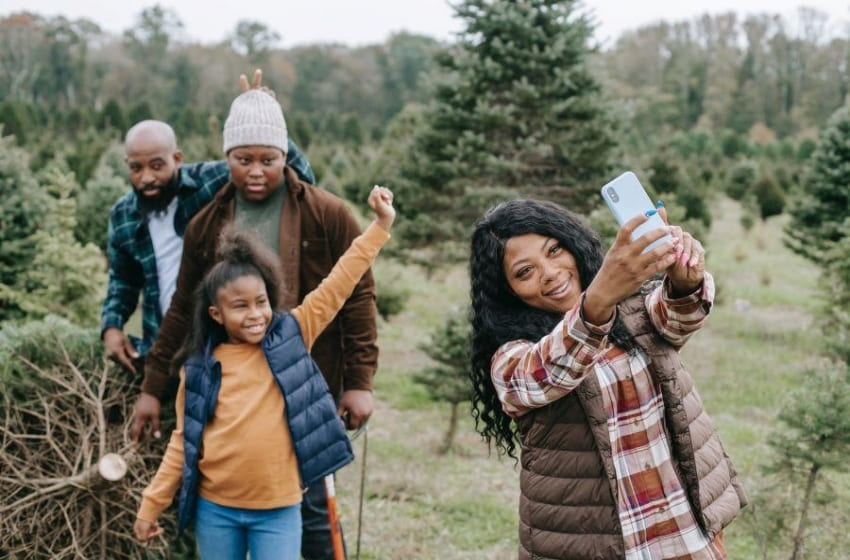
xmin=468 ymin=198 xmax=745 ymax=559
xmin=132 ymin=185 xmax=395 ymax=559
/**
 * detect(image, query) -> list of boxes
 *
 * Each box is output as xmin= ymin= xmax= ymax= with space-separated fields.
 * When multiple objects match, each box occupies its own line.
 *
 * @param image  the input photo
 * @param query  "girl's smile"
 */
xmin=208 ymin=274 xmax=272 ymax=345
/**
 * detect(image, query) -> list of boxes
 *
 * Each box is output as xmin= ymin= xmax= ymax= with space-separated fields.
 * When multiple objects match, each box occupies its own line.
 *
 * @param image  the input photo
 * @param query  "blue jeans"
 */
xmin=194 ymin=496 xmax=301 ymax=560
xmin=301 ymin=482 xmax=347 ymax=560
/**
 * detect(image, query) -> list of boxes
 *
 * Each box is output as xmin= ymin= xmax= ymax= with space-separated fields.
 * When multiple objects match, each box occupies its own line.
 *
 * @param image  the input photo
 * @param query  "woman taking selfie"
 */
xmin=468 ymin=198 xmax=746 ymax=559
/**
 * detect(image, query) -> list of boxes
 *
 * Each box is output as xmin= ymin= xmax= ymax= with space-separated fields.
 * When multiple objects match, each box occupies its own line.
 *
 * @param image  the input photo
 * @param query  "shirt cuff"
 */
xmin=137 ymin=498 xmax=166 ymax=524
xmin=567 ymin=293 xmax=615 ymax=350
xmin=663 ymin=272 xmax=715 ymax=312
xmin=362 ymin=220 xmax=392 ymax=244
xmin=141 ymin=368 xmax=174 ymax=401
xmin=342 ymin=366 xmax=375 ymax=392
xmin=101 ymin=313 xmax=125 ymax=338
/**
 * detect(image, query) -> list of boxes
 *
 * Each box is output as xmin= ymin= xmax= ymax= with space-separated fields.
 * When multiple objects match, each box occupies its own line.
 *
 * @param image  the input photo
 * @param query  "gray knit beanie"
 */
xmin=222 ymin=90 xmax=288 ymax=154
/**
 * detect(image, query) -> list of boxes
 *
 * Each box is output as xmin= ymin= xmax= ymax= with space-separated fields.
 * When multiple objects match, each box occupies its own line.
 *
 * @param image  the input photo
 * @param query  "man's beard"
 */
xmin=135 ymin=173 xmax=180 ymax=216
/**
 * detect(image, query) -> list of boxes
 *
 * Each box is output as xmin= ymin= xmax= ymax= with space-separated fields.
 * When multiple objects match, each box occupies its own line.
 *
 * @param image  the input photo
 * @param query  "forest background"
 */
xmin=2 ymin=1 xmax=850 ymax=558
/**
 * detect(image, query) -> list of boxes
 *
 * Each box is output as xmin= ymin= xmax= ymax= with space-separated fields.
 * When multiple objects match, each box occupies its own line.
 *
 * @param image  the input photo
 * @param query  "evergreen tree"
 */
xmin=394 ymin=0 xmax=616 ymax=250
xmin=0 ymin=101 xmax=30 ymax=145
xmin=752 ymin=175 xmax=785 ymax=220
xmin=762 ymin=362 xmax=850 ymax=559
xmin=377 ymin=50 xmax=404 ymax=120
xmin=65 ymin=126 xmax=112 ymax=185
xmin=169 ymin=107 xmax=202 ymax=138
xmin=341 ymin=114 xmax=364 ymax=146
xmin=322 ymin=112 xmax=342 ymax=141
xmin=62 ymin=107 xmax=92 ymax=136
xmin=797 ymin=138 xmax=817 ymax=162
xmin=75 ymin=145 xmax=127 ymax=251
xmin=289 ymin=113 xmax=313 ymax=150
xmin=785 ymin=105 xmax=850 ymax=263
xmin=725 ymin=159 xmax=757 ymax=200
xmin=719 ymin=131 xmax=750 ymax=159
xmin=374 ymin=275 xmax=409 ymax=321
xmin=413 ymin=311 xmax=473 ymax=453
xmin=0 ymin=137 xmax=52 ymax=321
xmin=822 ymin=231 xmax=850 ymax=364
xmin=0 ymin=168 xmax=106 ymax=325
xmin=647 ymin=149 xmax=683 ymax=194
xmin=97 ymin=98 xmax=127 ymax=134
xmin=127 ymin=100 xmax=154 ymax=126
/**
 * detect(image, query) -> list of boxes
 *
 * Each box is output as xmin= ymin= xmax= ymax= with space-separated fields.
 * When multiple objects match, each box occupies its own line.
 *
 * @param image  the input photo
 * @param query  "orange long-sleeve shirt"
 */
xmin=137 ymin=222 xmax=389 ymax=523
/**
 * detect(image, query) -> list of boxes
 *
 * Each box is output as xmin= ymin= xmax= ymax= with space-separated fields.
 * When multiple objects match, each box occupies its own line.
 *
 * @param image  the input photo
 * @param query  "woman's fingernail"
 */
xmin=689 ymin=257 xmax=698 ymax=267
xmin=656 ymin=200 xmax=665 ymax=208
xmin=645 ymin=209 xmax=657 ymax=217
xmin=680 ymin=253 xmax=688 ymax=265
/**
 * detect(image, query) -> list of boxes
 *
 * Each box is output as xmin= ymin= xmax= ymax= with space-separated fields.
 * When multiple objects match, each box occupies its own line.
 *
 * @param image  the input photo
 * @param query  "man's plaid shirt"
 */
xmin=101 ymin=144 xmax=314 ymax=356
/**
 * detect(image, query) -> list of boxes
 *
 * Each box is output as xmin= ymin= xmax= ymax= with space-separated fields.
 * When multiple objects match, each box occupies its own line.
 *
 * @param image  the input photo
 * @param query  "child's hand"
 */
xmin=238 ymin=68 xmax=277 ymax=99
xmin=133 ymin=517 xmax=164 ymax=542
xmin=368 ymin=185 xmax=396 ymax=231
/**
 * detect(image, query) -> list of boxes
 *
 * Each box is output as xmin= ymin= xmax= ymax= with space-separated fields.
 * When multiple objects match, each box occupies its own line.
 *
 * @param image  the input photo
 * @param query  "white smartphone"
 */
xmin=600 ymin=171 xmax=671 ymax=253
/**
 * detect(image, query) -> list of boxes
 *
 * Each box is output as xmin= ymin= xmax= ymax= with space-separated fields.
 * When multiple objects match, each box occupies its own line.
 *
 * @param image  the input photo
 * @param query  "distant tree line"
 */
xmin=2 ymin=4 xmax=845 ymax=249
xmin=3 ymin=7 xmax=847 ymax=144
xmin=0 ymin=8 xmax=442 ymax=168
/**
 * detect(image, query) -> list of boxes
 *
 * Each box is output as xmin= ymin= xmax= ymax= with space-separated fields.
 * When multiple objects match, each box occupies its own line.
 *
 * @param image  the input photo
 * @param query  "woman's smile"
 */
xmin=503 ymin=233 xmax=582 ymax=314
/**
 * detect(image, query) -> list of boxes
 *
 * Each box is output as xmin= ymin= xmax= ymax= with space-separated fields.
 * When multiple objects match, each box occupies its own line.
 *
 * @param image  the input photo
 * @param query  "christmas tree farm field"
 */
xmin=76 ymin=198 xmax=845 ymax=558
xmin=332 ymin=197 xmax=849 ymax=559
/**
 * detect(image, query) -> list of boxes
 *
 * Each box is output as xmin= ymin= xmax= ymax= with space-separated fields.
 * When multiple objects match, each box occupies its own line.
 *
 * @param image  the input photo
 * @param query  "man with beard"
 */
xmin=101 ymin=119 xmax=313 ymax=373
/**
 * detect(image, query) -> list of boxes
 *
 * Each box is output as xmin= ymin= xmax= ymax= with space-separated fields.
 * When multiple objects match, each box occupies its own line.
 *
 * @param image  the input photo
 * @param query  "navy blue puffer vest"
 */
xmin=176 ymin=312 xmax=354 ymax=532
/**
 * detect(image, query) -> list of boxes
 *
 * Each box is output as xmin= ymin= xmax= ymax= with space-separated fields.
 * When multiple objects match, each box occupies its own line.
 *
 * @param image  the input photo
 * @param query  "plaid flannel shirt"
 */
xmin=493 ymin=275 xmax=726 ymax=559
xmin=101 ymin=141 xmax=314 ymax=356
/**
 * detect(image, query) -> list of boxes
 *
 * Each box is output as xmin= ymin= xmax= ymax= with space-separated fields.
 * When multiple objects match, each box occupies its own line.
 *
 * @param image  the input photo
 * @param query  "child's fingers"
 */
xmin=370 ymin=185 xmax=393 ymax=205
xmin=240 ymin=69 xmax=263 ymax=92
xmin=134 ymin=520 xmax=153 ymax=542
xmin=150 ymin=524 xmax=164 ymax=538
xmin=373 ymin=185 xmax=393 ymax=203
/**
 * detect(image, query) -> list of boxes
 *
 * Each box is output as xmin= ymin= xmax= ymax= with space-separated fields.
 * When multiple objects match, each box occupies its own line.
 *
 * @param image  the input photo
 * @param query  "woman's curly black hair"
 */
xmin=171 ymin=226 xmax=284 ymax=373
xmin=468 ymin=199 xmax=637 ymax=459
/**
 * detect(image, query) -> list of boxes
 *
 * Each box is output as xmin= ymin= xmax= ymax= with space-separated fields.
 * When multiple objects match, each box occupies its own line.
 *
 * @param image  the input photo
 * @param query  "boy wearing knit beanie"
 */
xmin=139 ymin=72 xmax=378 ymax=559
xmin=224 ymin=89 xmax=290 ymax=205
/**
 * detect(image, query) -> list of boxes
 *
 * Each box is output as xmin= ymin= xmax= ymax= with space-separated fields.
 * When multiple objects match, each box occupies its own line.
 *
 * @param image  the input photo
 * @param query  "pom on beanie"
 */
xmin=222 ymin=90 xmax=288 ymax=154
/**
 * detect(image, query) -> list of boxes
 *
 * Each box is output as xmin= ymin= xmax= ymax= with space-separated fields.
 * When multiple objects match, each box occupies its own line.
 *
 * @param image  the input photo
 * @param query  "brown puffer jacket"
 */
xmin=516 ymin=287 xmax=747 ymax=560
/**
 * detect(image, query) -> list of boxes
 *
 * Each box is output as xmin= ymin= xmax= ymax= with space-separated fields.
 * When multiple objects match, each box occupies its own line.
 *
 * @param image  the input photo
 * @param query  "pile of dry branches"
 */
xmin=0 ymin=346 xmax=182 ymax=558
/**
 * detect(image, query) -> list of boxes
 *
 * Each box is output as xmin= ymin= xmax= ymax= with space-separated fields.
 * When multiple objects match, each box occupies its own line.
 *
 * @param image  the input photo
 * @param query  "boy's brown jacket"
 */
xmin=141 ymin=166 xmax=378 ymax=401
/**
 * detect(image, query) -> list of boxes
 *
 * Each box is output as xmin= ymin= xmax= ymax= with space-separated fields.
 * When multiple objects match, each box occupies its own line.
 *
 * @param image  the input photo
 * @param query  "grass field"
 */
xmin=333 ymin=196 xmax=850 ymax=559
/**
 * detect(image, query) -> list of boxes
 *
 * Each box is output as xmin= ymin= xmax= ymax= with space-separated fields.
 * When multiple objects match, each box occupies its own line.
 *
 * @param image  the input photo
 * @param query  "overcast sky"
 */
xmin=2 ymin=0 xmax=848 ymax=48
